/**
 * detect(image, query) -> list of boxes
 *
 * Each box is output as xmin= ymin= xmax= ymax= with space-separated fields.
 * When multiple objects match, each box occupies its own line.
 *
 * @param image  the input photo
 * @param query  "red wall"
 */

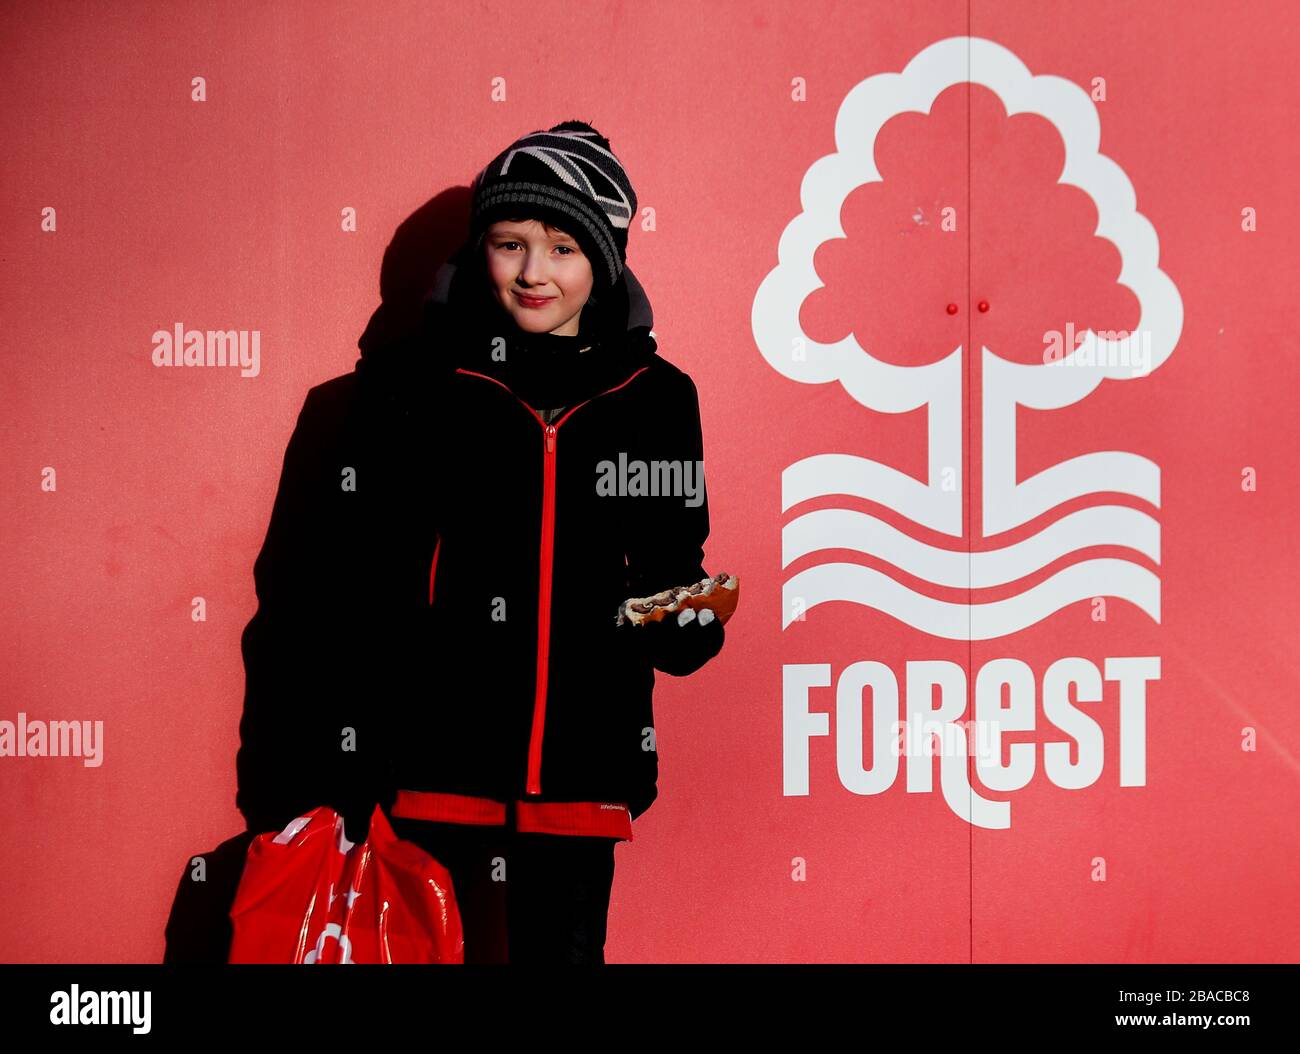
xmin=2 ymin=0 xmax=1297 ymax=963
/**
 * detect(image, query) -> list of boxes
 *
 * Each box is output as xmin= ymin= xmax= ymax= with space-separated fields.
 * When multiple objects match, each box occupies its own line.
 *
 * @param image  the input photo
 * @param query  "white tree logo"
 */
xmin=754 ymin=36 xmax=1183 ymax=640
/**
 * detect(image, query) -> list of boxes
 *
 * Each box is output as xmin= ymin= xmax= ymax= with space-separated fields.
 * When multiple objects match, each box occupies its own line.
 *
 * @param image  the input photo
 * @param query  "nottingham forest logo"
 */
xmin=753 ymin=36 xmax=1182 ymax=828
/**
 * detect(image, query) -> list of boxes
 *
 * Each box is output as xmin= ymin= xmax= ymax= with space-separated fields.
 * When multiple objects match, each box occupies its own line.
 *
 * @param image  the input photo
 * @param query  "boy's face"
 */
xmin=484 ymin=218 xmax=594 ymax=337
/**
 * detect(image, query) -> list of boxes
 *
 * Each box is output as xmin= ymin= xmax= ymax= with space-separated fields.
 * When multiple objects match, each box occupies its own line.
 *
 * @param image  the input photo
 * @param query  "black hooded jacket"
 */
xmin=234 ymin=240 xmax=725 ymax=838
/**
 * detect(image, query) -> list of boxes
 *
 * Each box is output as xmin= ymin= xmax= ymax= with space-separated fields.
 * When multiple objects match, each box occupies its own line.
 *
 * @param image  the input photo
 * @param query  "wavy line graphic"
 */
xmin=783 ymin=505 xmax=1160 ymax=587
xmin=783 ymin=558 xmax=1160 ymax=639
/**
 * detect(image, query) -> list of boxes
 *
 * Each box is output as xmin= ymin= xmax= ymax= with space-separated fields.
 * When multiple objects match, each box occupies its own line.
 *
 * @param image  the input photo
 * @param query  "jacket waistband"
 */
xmin=392 ymin=789 xmax=633 ymax=841
xmin=391 ymin=790 xmax=506 ymax=825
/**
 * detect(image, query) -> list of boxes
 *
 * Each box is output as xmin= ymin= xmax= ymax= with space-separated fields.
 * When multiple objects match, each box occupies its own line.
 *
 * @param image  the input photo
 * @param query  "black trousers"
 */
xmin=388 ymin=814 xmax=618 ymax=964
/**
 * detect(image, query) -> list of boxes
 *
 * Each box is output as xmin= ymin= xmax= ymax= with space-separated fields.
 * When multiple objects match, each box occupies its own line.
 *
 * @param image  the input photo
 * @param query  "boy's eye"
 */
xmin=497 ymin=241 xmax=576 ymax=255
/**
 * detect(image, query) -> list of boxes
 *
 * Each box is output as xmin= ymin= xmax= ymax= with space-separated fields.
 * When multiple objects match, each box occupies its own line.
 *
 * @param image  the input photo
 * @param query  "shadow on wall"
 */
xmin=162 ymin=186 xmax=471 ymax=963
xmin=163 ymin=832 xmax=256 ymax=963
xmin=357 ymin=185 xmax=473 ymax=360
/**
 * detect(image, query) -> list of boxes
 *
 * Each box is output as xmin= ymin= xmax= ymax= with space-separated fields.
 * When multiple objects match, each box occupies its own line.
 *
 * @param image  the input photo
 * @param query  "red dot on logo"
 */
xmin=946 ymin=303 xmax=958 ymax=315
xmin=978 ymin=300 xmax=990 ymax=313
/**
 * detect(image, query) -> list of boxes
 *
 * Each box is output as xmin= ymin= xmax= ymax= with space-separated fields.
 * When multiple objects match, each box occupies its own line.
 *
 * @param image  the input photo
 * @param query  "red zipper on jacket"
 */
xmin=428 ymin=534 xmax=441 ymax=605
xmin=453 ymin=364 xmax=650 ymax=796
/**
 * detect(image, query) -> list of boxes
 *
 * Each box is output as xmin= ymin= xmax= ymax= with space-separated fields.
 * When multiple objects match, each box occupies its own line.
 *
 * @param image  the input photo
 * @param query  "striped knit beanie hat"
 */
xmin=469 ymin=120 xmax=637 ymax=289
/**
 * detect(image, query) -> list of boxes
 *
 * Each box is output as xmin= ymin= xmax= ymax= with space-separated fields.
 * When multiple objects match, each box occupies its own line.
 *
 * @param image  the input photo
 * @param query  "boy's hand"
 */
xmin=619 ymin=593 xmax=727 ymax=677
xmin=611 ymin=577 xmax=733 ymax=675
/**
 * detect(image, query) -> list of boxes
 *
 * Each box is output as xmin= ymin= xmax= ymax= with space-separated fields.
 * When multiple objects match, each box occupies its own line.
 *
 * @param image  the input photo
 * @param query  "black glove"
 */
xmin=632 ymin=606 xmax=725 ymax=677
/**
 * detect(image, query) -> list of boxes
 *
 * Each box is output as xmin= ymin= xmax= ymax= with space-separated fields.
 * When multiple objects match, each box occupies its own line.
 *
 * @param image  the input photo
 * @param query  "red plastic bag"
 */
xmin=229 ymin=803 xmax=464 ymax=963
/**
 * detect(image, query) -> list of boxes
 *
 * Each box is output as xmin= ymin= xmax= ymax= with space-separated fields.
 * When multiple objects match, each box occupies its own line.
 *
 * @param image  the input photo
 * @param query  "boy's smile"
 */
xmin=484 ymin=218 xmax=594 ymax=337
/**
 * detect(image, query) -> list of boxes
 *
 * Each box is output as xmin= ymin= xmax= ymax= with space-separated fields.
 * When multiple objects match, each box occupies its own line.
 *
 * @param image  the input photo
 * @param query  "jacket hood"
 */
xmin=357 ymin=235 xmax=658 ymax=400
